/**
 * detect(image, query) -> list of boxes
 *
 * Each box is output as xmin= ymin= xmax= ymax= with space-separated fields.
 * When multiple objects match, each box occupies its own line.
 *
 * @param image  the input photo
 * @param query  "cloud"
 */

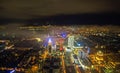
xmin=0 ymin=0 xmax=120 ymax=19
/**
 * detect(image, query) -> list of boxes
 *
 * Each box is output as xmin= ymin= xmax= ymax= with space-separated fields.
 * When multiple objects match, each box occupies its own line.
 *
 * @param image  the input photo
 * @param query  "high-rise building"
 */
xmin=68 ymin=36 xmax=74 ymax=49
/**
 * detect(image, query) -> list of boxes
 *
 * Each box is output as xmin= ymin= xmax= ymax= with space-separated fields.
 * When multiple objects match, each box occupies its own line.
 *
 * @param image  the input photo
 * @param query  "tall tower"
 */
xmin=48 ymin=38 xmax=52 ymax=54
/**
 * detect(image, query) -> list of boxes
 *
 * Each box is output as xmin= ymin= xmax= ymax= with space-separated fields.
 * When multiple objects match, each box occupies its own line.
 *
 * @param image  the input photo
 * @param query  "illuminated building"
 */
xmin=68 ymin=35 xmax=74 ymax=49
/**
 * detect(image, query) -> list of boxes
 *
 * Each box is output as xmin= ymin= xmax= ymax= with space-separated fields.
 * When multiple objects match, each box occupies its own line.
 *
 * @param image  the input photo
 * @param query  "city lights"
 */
xmin=0 ymin=16 xmax=120 ymax=73
xmin=0 ymin=0 xmax=119 ymax=72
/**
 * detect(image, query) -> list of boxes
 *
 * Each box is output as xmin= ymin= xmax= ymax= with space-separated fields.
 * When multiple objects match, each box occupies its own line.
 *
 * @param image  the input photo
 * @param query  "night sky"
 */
xmin=0 ymin=0 xmax=120 ymax=24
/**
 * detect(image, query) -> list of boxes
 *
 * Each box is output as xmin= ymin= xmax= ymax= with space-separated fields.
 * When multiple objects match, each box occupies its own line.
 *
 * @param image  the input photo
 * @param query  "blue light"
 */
xmin=75 ymin=41 xmax=81 ymax=46
xmin=77 ymin=43 xmax=81 ymax=46
xmin=61 ymin=32 xmax=67 ymax=38
xmin=48 ymin=38 xmax=52 ymax=43
xmin=87 ymin=47 xmax=90 ymax=54
xmin=10 ymin=70 xmax=15 ymax=73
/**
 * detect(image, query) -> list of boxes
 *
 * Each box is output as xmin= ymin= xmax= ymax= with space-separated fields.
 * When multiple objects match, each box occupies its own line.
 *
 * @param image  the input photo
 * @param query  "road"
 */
xmin=61 ymin=54 xmax=66 ymax=73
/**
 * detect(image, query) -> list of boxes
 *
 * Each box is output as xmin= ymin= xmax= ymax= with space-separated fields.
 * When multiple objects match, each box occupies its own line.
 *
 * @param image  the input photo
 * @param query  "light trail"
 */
xmin=61 ymin=55 xmax=66 ymax=73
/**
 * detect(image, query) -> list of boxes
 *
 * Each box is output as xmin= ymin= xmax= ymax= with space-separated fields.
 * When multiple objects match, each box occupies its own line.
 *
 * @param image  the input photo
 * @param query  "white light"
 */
xmin=77 ymin=43 xmax=81 ymax=46
xmin=48 ymin=38 xmax=52 ymax=43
